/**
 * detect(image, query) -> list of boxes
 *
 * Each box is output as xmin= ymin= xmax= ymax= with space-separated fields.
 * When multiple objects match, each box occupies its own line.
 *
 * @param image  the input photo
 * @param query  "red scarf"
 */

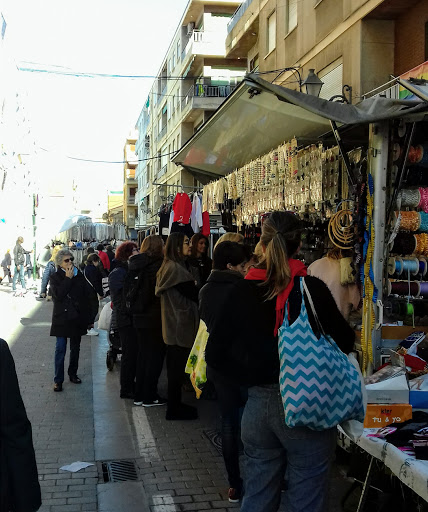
xmin=245 ymin=259 xmax=307 ymax=336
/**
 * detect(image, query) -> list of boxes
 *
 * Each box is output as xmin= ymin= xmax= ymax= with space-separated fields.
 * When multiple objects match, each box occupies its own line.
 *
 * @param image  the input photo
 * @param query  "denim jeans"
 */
xmin=12 ymin=265 xmax=26 ymax=290
xmin=54 ymin=337 xmax=81 ymax=383
xmin=240 ymin=385 xmax=336 ymax=512
xmin=207 ymin=366 xmax=247 ymax=489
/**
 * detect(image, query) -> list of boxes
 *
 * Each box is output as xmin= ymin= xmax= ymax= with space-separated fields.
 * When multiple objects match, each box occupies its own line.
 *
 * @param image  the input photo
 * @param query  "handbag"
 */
xmin=98 ymin=301 xmax=112 ymax=330
xmin=185 ymin=319 xmax=209 ymax=399
xmin=278 ymin=277 xmax=365 ymax=431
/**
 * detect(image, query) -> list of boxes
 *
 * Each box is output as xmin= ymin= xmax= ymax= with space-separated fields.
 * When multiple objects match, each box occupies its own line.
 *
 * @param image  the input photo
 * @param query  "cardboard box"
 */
xmin=364 ymin=404 xmax=412 ymax=428
xmin=366 ymin=374 xmax=409 ymax=404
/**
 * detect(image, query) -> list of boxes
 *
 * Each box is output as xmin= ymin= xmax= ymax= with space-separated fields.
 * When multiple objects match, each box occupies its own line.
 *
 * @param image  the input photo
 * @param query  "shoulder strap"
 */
xmin=83 ymin=268 xmax=95 ymax=290
xmin=302 ymin=277 xmax=327 ymax=339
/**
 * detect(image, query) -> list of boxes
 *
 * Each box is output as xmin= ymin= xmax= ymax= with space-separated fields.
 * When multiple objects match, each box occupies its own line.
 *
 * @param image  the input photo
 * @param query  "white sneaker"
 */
xmin=86 ymin=328 xmax=99 ymax=336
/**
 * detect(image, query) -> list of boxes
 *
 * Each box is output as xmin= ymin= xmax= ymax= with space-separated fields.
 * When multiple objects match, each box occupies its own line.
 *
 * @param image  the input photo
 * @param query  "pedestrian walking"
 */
xmin=39 ymin=246 xmax=63 ymax=299
xmin=0 ymin=338 xmax=41 ymax=512
xmin=199 ymin=241 xmax=248 ymax=503
xmin=155 ymin=232 xmax=199 ymax=420
xmin=49 ymin=249 xmax=92 ymax=392
xmin=79 ymin=246 xmax=95 ymax=270
xmin=108 ymin=241 xmax=139 ymax=399
xmin=127 ymin=235 xmax=166 ymax=407
xmin=83 ymin=253 xmax=104 ymax=336
xmin=208 ymin=211 xmax=356 ymax=512
xmin=1 ymin=249 xmax=12 ymax=285
xmin=97 ymin=243 xmax=110 ymax=273
xmin=106 ymin=244 xmax=115 ymax=266
xmin=12 ymin=236 xmax=32 ymax=295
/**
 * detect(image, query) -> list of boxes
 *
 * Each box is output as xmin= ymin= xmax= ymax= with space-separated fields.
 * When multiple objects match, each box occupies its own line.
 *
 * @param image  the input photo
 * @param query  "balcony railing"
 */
xmin=181 ymin=84 xmax=237 ymax=110
xmin=227 ymin=0 xmax=255 ymax=33
xmin=156 ymin=125 xmax=167 ymax=142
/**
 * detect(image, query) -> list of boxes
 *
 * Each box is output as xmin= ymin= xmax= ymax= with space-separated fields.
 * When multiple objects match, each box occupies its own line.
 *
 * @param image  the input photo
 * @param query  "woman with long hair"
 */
xmin=208 ymin=211 xmax=356 ymax=511
xmin=199 ymin=241 xmax=248 ymax=503
xmin=128 ymin=235 xmax=167 ymax=407
xmin=188 ymin=233 xmax=212 ymax=289
xmin=108 ymin=241 xmax=139 ymax=399
xmin=155 ymin=232 xmax=199 ymax=420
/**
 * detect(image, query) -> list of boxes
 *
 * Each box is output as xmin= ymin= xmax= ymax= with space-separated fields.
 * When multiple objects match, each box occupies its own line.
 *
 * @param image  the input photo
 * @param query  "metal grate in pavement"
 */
xmin=101 ymin=460 xmax=138 ymax=483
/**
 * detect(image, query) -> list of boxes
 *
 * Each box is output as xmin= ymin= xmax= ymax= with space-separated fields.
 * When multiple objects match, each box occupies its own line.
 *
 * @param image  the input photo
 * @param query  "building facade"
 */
xmin=135 ymin=0 xmax=247 ymax=229
xmin=226 ymin=0 xmax=428 ymax=101
xmin=123 ymin=131 xmax=138 ymax=229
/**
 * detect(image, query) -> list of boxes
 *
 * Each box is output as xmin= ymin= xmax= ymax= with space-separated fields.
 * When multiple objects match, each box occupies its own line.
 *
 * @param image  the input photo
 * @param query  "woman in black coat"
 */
xmin=0 ymin=339 xmax=41 ymax=512
xmin=83 ymin=253 xmax=104 ymax=336
xmin=108 ymin=241 xmax=139 ymax=399
xmin=49 ymin=249 xmax=91 ymax=392
xmin=127 ymin=235 xmax=166 ymax=407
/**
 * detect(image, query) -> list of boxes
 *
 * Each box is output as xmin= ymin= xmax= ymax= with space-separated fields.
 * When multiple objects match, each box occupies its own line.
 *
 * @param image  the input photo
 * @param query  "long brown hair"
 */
xmin=260 ymin=211 xmax=303 ymax=299
xmin=190 ymin=233 xmax=209 ymax=259
xmin=140 ymin=235 xmax=164 ymax=258
xmin=158 ymin=232 xmax=187 ymax=274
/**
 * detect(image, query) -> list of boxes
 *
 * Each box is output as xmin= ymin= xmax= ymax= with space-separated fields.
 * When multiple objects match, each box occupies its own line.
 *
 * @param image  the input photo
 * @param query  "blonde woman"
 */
xmin=214 ymin=232 xmax=244 ymax=249
xmin=40 ymin=245 xmax=63 ymax=299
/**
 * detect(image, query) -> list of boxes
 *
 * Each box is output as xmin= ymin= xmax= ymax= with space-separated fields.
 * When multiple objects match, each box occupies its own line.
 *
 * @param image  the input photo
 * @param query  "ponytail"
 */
xmin=260 ymin=212 xmax=302 ymax=299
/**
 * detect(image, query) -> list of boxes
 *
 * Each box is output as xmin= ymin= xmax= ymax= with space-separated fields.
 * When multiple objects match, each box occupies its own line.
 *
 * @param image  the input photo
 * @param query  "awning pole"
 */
xmin=329 ymin=120 xmax=355 ymax=190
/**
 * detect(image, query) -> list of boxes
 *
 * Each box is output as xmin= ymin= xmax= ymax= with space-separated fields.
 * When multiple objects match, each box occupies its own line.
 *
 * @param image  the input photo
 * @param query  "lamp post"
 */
xmin=301 ymin=69 xmax=324 ymax=97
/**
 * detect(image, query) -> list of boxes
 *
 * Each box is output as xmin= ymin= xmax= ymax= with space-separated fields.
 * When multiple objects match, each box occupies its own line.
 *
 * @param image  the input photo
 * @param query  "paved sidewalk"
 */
xmin=1 ymin=283 xmax=349 ymax=511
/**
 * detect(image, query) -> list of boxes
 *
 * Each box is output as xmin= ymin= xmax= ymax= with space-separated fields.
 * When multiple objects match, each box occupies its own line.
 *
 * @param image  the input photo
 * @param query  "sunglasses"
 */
xmin=63 ymin=257 xmax=74 ymax=263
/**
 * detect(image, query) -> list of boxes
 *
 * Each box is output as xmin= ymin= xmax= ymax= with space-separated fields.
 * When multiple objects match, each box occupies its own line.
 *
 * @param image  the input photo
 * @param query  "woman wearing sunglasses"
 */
xmin=49 ymin=249 xmax=92 ymax=392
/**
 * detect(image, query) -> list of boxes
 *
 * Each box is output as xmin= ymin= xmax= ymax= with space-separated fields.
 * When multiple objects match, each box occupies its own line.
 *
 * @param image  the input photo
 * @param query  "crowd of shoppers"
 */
xmin=41 ymin=214 xmax=357 ymax=510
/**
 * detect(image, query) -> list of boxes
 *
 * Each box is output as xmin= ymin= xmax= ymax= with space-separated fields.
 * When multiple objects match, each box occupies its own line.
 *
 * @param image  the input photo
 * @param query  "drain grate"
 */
xmin=101 ymin=460 xmax=138 ymax=483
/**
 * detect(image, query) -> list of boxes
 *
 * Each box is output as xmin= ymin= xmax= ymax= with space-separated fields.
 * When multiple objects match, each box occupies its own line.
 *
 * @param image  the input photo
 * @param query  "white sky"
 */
xmin=2 ymin=0 xmax=189 ymax=204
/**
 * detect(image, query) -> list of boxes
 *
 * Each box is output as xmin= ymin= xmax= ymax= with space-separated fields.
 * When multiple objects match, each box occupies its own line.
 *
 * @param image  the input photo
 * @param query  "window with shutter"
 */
xmin=286 ymin=0 xmax=297 ymax=34
xmin=267 ymin=11 xmax=276 ymax=54
xmin=318 ymin=59 xmax=343 ymax=101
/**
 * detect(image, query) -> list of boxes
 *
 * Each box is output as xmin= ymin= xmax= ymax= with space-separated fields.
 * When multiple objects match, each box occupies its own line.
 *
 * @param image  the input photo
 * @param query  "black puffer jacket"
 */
xmin=49 ymin=269 xmax=91 ymax=337
xmin=109 ymin=262 xmax=132 ymax=329
xmin=128 ymin=253 xmax=163 ymax=330
xmin=199 ymin=269 xmax=243 ymax=334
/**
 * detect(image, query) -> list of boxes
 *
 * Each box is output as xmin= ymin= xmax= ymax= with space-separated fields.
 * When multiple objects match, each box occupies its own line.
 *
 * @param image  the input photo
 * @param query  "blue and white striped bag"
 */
xmin=278 ymin=277 xmax=364 ymax=431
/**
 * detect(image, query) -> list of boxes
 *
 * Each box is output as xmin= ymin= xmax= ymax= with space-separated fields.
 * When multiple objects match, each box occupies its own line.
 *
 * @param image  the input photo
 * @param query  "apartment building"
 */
xmin=123 ymin=131 xmax=138 ymax=229
xmin=135 ymin=0 xmax=247 ymax=228
xmin=226 ymin=0 xmax=428 ymax=102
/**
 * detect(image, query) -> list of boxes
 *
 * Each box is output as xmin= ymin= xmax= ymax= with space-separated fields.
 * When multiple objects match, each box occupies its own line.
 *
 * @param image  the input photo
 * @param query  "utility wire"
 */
xmin=39 ymin=147 xmax=178 ymax=164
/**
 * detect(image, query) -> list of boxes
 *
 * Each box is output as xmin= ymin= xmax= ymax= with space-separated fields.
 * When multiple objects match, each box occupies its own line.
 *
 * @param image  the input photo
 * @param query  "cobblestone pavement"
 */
xmin=1 ymin=282 xmax=349 ymax=511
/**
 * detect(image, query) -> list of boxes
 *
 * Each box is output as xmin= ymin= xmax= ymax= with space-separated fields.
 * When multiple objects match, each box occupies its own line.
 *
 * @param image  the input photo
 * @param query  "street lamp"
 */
xmin=301 ymin=69 xmax=324 ymax=97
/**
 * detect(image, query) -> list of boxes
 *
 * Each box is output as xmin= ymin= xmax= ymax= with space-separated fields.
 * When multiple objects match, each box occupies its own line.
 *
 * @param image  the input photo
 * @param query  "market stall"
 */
xmin=173 ymin=69 xmax=428 ymax=505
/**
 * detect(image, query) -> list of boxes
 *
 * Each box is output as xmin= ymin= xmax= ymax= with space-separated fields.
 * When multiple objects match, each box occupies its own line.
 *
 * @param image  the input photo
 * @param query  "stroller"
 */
xmin=106 ymin=328 xmax=122 ymax=371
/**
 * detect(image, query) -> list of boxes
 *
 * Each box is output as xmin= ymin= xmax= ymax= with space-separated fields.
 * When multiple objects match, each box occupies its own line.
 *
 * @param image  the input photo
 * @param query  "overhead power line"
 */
xmin=39 ymin=147 xmax=178 ymax=164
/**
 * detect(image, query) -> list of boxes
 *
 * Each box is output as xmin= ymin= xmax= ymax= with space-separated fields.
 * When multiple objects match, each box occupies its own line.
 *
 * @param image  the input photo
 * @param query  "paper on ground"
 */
xmin=60 ymin=461 xmax=94 ymax=472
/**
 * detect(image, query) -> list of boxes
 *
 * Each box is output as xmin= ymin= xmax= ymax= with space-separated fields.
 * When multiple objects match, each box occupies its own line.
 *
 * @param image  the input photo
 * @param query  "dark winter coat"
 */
xmin=199 ymin=269 xmax=243 ymax=334
xmin=128 ymin=253 xmax=163 ymax=330
xmin=206 ymin=275 xmax=356 ymax=386
xmin=83 ymin=264 xmax=103 ymax=324
xmin=188 ymin=256 xmax=212 ymax=289
xmin=49 ymin=268 xmax=91 ymax=337
xmin=41 ymin=261 xmax=56 ymax=294
xmin=109 ymin=262 xmax=132 ymax=329
xmin=155 ymin=260 xmax=199 ymax=347
xmin=0 ymin=339 xmax=41 ymax=512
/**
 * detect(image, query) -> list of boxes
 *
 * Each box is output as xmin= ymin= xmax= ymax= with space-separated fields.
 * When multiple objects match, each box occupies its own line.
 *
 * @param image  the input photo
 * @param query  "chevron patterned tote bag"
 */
xmin=278 ymin=278 xmax=364 ymax=431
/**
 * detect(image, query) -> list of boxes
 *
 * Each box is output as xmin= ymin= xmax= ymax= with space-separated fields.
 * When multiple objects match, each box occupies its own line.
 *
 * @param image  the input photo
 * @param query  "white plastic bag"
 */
xmin=98 ymin=301 xmax=112 ymax=330
xmin=339 ymin=353 xmax=367 ymax=441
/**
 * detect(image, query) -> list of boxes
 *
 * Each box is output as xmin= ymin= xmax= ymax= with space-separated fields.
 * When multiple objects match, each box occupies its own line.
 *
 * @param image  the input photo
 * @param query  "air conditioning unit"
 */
xmin=187 ymin=22 xmax=195 ymax=36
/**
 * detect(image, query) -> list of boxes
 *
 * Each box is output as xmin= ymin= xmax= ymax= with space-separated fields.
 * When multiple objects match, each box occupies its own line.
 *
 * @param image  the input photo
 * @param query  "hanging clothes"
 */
xmin=190 ymin=193 xmax=203 ymax=234
xmin=201 ymin=211 xmax=210 ymax=237
xmin=173 ymin=193 xmax=192 ymax=224
xmin=170 ymin=222 xmax=194 ymax=238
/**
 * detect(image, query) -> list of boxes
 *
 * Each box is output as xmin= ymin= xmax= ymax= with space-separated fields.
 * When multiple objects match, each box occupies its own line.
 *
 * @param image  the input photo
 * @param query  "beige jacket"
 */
xmin=155 ymin=260 xmax=199 ymax=347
